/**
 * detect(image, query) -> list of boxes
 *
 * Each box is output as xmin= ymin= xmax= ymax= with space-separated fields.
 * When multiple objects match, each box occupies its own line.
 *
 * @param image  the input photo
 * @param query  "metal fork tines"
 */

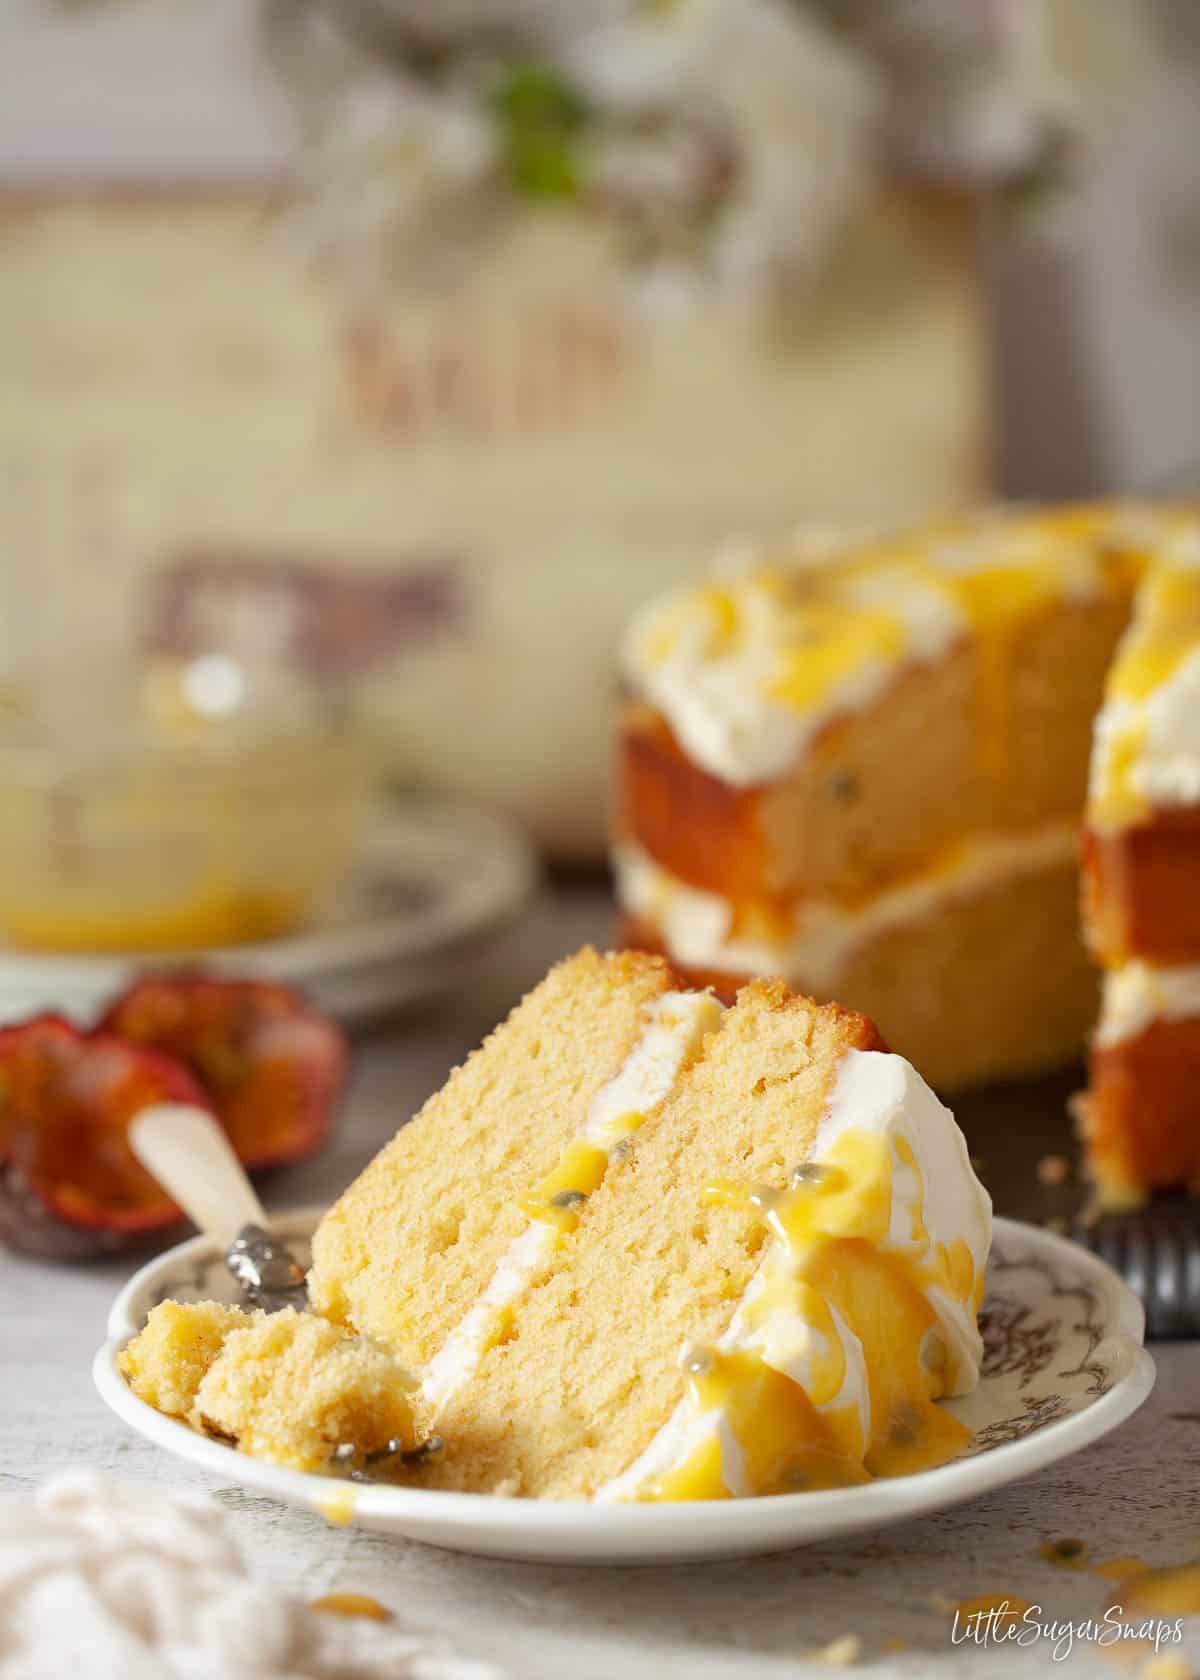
xmin=1079 ymin=1198 xmax=1200 ymax=1340
xmin=225 ymin=1223 xmax=310 ymax=1314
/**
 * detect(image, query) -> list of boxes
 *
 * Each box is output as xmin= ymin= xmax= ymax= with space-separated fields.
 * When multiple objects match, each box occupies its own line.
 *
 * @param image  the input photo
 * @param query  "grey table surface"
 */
xmin=2 ymin=888 xmax=1198 ymax=1678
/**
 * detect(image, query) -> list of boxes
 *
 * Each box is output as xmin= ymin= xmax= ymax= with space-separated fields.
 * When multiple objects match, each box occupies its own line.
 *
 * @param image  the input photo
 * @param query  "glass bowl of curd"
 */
xmin=0 ymin=649 xmax=367 ymax=954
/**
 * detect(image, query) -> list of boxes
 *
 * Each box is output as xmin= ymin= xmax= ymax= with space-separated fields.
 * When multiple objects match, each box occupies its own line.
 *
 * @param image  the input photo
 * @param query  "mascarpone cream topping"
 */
xmin=615 ymin=824 xmax=1079 ymax=991
xmin=1094 ymin=959 xmax=1200 ymax=1050
xmin=622 ymin=508 xmax=1138 ymax=788
xmin=1088 ymin=554 xmax=1200 ymax=828
xmin=597 ymin=1049 xmax=991 ymax=1500
xmin=420 ymin=989 xmax=720 ymax=1414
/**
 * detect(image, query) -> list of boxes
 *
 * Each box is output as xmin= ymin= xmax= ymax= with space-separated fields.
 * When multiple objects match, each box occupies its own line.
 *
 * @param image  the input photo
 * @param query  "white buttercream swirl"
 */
xmin=615 ymin=825 xmax=1078 ymax=992
xmin=1137 ymin=648 xmax=1200 ymax=808
xmin=597 ymin=1049 xmax=991 ymax=1500
xmin=620 ymin=508 xmax=1135 ymax=789
xmin=1094 ymin=959 xmax=1200 ymax=1050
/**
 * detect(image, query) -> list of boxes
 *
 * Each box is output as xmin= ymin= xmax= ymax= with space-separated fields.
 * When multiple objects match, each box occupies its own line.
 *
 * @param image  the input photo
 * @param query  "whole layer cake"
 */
xmin=615 ymin=502 xmax=1200 ymax=1201
xmin=305 ymin=949 xmax=992 ymax=1499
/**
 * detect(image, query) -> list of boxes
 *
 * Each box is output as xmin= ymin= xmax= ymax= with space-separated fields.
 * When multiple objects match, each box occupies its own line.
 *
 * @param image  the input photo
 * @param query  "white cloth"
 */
xmin=0 ymin=1471 xmax=500 ymax=1680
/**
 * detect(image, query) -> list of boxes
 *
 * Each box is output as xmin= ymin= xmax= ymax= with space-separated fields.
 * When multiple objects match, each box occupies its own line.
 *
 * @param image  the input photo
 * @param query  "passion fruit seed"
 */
xmin=889 ymin=1402 xmax=920 ymax=1446
xmin=747 ymin=1185 xmax=781 ymax=1212
xmin=1042 ymin=1538 xmax=1088 ymax=1564
xmin=337 ymin=1434 xmax=445 ymax=1481
xmin=791 ymin=1163 xmax=829 ymax=1186
xmin=681 ymin=1344 xmax=714 ymax=1376
xmin=550 ymin=1189 xmax=587 ymax=1209
xmin=401 ymin=1435 xmax=444 ymax=1463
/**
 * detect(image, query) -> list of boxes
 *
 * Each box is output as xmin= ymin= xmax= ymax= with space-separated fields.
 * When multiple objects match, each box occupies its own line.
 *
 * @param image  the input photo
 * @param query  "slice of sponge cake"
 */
xmin=308 ymin=951 xmax=991 ymax=1500
xmin=308 ymin=949 xmax=719 ymax=1378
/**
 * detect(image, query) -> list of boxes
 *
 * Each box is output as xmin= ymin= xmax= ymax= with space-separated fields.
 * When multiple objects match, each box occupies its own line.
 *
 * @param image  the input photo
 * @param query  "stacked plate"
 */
xmin=0 ymin=798 xmax=539 ymax=1025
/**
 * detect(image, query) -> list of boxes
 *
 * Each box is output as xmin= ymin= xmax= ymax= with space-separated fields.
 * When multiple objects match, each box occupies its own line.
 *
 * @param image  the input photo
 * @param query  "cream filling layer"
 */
xmin=1094 ymin=960 xmax=1200 ymax=1050
xmin=596 ymin=1049 xmax=992 ymax=1501
xmin=615 ymin=823 xmax=1079 ymax=992
xmin=419 ymin=989 xmax=721 ymax=1415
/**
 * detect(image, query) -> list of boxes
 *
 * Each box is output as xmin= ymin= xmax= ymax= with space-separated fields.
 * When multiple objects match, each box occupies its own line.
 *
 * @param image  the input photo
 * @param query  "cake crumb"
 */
xmin=1037 ymin=1154 xmax=1071 ymax=1186
xmin=310 ymin=1593 xmax=392 ymax=1621
xmin=318 ymin=1487 xmax=357 ymax=1527
xmin=1040 ymin=1536 xmax=1088 ymax=1568
xmin=812 ymin=1634 xmax=862 ymax=1668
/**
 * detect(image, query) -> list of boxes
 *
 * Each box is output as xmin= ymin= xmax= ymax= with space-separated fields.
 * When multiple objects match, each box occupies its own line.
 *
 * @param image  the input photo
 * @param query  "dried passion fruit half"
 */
xmin=0 ymin=1016 xmax=214 ymax=1259
xmin=101 ymin=976 xmax=347 ymax=1173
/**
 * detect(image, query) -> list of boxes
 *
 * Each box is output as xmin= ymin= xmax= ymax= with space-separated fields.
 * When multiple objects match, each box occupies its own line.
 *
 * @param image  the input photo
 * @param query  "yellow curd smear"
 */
xmin=905 ymin=549 xmax=1059 ymax=784
xmin=634 ymin=1127 xmax=979 ymax=1501
xmin=1111 ymin=1562 xmax=1200 ymax=1618
xmin=0 ymin=886 xmax=304 ymax=954
xmin=641 ymin=1348 xmax=871 ymax=1501
xmin=1095 ymin=1556 xmax=1153 ymax=1582
xmin=518 ymin=1119 xmax=642 ymax=1236
xmin=769 ymin=606 xmax=906 ymax=713
xmin=310 ymin=1593 xmax=391 ymax=1621
xmin=911 ymin=502 xmax=1147 ymax=784
xmin=317 ymin=1486 xmax=357 ymax=1527
xmin=641 ymin=583 xmax=744 ymax=666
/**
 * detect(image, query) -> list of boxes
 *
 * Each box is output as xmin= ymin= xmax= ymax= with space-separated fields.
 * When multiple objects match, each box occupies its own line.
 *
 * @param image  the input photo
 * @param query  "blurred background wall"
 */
xmin=983 ymin=0 xmax=1200 ymax=498
xmin=2 ymin=0 xmax=1197 ymax=860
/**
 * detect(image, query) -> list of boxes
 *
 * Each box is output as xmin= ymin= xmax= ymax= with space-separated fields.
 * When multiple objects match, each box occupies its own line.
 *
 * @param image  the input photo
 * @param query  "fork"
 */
xmin=127 ymin=1104 xmax=429 ymax=1476
xmin=1077 ymin=1199 xmax=1200 ymax=1339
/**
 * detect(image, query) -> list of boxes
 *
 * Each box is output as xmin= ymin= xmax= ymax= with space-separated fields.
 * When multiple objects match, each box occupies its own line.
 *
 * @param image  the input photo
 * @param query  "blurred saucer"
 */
xmin=0 ymin=798 xmax=538 ymax=1026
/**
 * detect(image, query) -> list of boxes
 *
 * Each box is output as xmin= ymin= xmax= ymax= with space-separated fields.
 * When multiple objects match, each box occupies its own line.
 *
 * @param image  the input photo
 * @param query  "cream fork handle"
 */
xmin=129 ymin=1103 xmax=266 ymax=1251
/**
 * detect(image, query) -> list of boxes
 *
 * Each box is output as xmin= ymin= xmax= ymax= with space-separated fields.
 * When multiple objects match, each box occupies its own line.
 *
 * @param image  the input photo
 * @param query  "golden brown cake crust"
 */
xmin=1087 ymin=1020 xmax=1200 ymax=1200
xmin=1082 ymin=810 xmax=1200 ymax=967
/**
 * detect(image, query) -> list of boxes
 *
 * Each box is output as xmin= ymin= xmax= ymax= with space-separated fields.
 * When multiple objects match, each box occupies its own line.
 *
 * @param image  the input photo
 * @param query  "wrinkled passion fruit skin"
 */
xmin=0 ymin=1160 xmax=181 ymax=1260
xmin=0 ymin=1016 xmax=214 ymax=1260
xmin=100 ymin=976 xmax=348 ymax=1171
xmin=0 ymin=981 xmax=346 ymax=1262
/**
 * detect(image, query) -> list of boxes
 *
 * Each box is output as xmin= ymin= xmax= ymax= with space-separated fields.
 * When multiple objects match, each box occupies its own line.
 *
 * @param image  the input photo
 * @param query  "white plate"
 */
xmin=94 ymin=1213 xmax=1154 ymax=1565
xmin=0 ymin=799 xmax=538 ymax=1026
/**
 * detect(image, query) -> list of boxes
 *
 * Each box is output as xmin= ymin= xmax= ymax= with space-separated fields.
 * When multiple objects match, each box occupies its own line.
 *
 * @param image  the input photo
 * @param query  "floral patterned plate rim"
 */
xmin=94 ymin=1213 xmax=1154 ymax=1565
